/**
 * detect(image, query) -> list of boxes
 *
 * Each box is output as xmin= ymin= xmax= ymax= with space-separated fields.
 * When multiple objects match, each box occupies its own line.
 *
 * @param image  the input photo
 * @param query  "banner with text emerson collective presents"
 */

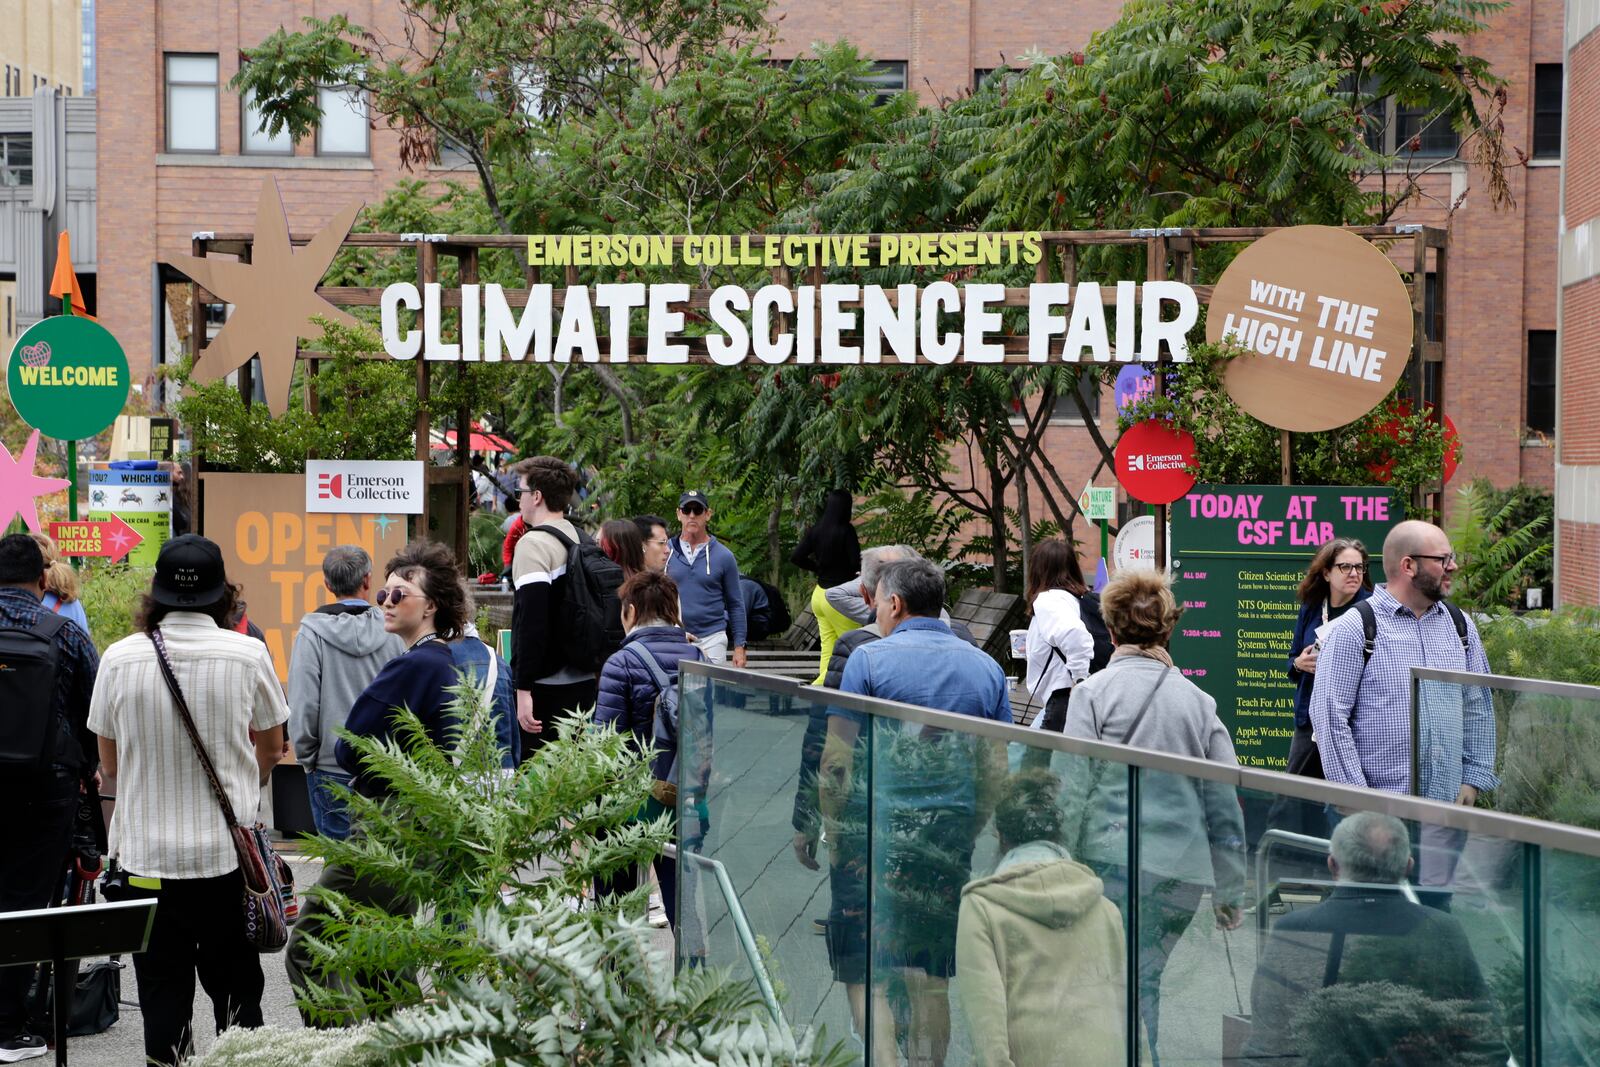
xmin=202 ymin=473 xmax=409 ymax=684
xmin=377 ymin=232 xmax=1201 ymax=365
xmin=1169 ymin=485 xmax=1400 ymax=769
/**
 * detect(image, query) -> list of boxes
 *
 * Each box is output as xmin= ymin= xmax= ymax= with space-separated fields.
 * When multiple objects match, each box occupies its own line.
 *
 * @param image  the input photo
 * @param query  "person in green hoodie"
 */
xmin=956 ymin=770 xmax=1144 ymax=1067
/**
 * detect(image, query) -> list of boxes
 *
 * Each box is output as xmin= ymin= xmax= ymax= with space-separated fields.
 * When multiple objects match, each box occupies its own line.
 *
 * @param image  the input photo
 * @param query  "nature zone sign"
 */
xmin=377 ymin=232 xmax=1202 ymax=366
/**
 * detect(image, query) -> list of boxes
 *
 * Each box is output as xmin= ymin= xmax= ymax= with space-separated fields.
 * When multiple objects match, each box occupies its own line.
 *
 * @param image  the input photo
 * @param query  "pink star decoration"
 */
xmin=107 ymin=526 xmax=132 ymax=553
xmin=0 ymin=431 xmax=71 ymax=533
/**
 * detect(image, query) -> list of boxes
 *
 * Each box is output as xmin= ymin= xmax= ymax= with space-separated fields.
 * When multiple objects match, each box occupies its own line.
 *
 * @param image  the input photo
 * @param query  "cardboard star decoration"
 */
xmin=0 ymin=431 xmax=72 ymax=533
xmin=170 ymin=178 xmax=364 ymax=417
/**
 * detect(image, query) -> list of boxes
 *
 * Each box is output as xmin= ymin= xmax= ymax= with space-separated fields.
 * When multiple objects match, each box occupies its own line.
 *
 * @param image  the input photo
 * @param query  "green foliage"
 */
xmin=1446 ymin=479 xmax=1554 ymax=611
xmin=1290 ymin=981 xmax=1506 ymax=1067
xmin=77 ymin=565 xmax=154 ymax=652
xmin=173 ymin=320 xmax=418 ymax=472
xmin=296 ymin=683 xmax=669 ymax=1024
xmin=1478 ymin=608 xmax=1600 ymax=687
xmin=274 ymin=683 xmax=847 ymax=1064
xmin=467 ymin=510 xmax=507 ymax=578
xmin=190 ymin=1024 xmax=381 ymax=1067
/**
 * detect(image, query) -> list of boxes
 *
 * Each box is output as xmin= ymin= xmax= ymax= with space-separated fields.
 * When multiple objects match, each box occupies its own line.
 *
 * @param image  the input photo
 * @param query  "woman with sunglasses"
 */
xmin=1286 ymin=537 xmax=1373 ymax=780
xmin=286 ymin=540 xmax=468 ymax=1021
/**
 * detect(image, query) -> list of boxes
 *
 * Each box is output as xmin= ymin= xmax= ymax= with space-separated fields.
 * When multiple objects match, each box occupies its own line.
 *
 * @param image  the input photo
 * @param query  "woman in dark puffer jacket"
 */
xmin=594 ymin=570 xmax=701 ymax=927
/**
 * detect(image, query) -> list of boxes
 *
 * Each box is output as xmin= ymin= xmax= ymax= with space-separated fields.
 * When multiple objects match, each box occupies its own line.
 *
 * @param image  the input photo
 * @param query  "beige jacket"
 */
xmin=956 ymin=842 xmax=1148 ymax=1067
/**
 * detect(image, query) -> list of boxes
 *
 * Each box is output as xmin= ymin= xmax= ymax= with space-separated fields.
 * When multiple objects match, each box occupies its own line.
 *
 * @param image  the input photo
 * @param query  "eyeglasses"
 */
xmin=1409 ymin=553 xmax=1457 ymax=568
xmin=376 ymin=587 xmax=419 ymax=606
xmin=1333 ymin=562 xmax=1367 ymax=575
xmin=647 ymin=537 xmax=670 ymax=547
xmin=680 ymin=505 xmax=706 ymax=516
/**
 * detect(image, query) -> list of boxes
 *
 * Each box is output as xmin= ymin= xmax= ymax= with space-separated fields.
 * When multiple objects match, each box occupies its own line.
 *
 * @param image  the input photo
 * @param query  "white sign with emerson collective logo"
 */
xmin=305 ymin=460 xmax=426 ymax=515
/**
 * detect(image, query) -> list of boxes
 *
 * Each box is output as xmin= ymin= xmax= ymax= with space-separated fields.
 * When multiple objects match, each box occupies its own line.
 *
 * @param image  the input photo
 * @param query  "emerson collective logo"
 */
xmin=306 ymin=461 xmax=425 ymax=515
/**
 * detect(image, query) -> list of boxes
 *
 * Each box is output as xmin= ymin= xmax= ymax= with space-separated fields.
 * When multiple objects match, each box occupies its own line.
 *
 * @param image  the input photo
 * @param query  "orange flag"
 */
xmin=48 ymin=232 xmax=96 ymax=321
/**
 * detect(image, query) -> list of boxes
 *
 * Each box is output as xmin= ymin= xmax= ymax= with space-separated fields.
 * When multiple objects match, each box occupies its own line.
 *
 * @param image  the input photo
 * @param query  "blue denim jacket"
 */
xmin=832 ymin=616 xmax=1012 ymax=725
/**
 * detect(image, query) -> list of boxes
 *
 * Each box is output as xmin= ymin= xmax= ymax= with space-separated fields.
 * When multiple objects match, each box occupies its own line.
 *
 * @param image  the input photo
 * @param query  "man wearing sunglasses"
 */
xmin=1309 ymin=520 xmax=1496 ymax=899
xmin=666 ymin=491 xmax=747 ymax=668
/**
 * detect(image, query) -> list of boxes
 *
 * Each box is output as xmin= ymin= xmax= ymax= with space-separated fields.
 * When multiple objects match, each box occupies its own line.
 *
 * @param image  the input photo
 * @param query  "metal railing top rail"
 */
xmin=681 ymin=660 xmax=1600 ymax=861
xmin=1411 ymin=666 xmax=1600 ymax=703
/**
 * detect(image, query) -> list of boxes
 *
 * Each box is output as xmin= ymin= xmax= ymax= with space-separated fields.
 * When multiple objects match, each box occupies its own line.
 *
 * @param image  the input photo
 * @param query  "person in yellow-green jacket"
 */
xmin=792 ymin=489 xmax=861 ymax=684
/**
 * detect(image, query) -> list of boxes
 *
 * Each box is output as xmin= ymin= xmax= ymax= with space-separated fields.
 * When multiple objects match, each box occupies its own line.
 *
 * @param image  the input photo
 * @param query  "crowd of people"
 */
xmin=0 ymin=445 xmax=1508 ymax=1066
xmin=772 ymin=514 xmax=1499 ymax=1065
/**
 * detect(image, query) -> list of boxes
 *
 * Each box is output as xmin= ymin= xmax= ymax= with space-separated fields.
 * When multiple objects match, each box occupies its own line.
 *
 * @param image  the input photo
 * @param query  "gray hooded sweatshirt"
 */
xmin=288 ymin=603 xmax=405 ymax=773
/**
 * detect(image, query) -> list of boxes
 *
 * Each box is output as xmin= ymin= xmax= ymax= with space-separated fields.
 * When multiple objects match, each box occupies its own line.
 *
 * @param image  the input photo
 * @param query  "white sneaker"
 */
xmin=647 ymin=892 xmax=669 ymax=928
xmin=0 ymin=1035 xmax=48 ymax=1062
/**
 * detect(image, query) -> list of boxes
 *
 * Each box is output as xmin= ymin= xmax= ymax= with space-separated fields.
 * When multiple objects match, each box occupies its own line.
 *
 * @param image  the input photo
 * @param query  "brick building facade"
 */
xmin=1558 ymin=1 xmax=1600 ymax=606
xmin=95 ymin=0 xmax=1568 ymax=576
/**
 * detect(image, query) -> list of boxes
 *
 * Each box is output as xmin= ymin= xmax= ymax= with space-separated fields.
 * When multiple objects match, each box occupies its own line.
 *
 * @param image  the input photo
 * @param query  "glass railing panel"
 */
xmin=1540 ymin=847 xmax=1600 ymax=1064
xmin=1414 ymin=671 xmax=1600 ymax=832
xmin=865 ymin=715 xmax=1136 ymax=1066
xmin=1206 ymin=780 xmax=1530 ymax=1066
xmin=677 ymin=671 xmax=865 ymax=1061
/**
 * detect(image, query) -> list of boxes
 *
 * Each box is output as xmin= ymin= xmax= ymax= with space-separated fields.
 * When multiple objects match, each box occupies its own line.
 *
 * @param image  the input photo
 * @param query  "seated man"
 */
xmin=1242 ymin=812 xmax=1505 ymax=1066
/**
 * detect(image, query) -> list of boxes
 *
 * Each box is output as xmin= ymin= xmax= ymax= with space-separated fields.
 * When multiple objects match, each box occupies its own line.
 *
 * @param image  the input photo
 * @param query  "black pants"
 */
xmin=518 ymin=678 xmax=598 ymax=760
xmin=594 ymin=796 xmax=677 ymax=928
xmin=123 ymin=868 xmax=264 ymax=1065
xmin=0 ymin=772 xmax=78 ymax=1041
xmin=1020 ymin=688 xmax=1073 ymax=771
xmin=1285 ymin=723 xmax=1325 ymax=779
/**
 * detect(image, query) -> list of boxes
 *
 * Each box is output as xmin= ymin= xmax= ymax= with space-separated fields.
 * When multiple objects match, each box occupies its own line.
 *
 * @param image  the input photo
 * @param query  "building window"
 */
xmin=316 ymin=86 xmax=369 ymax=156
xmin=1339 ymin=75 xmax=1460 ymax=157
xmin=1527 ymin=330 xmax=1556 ymax=435
xmin=1534 ymin=64 xmax=1562 ymax=159
xmin=241 ymin=87 xmax=292 ymax=154
xmin=3 ymin=65 xmax=10 ymax=96
xmin=861 ymin=61 xmax=907 ymax=105
xmin=5 ymin=295 xmax=12 ymax=335
xmin=0 ymin=134 xmax=33 ymax=187
xmin=165 ymin=53 xmax=219 ymax=153
xmin=1053 ymin=372 xmax=1102 ymax=421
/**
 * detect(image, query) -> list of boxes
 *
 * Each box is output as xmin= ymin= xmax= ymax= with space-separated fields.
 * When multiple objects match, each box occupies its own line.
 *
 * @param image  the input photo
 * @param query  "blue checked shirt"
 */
xmin=1309 ymin=585 xmax=1497 ymax=801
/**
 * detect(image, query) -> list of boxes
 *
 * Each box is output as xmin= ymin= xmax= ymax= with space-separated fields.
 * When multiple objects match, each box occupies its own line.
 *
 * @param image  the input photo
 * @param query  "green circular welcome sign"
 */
xmin=7 ymin=316 xmax=130 ymax=440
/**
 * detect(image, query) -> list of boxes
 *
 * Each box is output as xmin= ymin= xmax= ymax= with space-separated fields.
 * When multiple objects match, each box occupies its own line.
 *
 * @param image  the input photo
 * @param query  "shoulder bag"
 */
xmin=148 ymin=630 xmax=296 ymax=953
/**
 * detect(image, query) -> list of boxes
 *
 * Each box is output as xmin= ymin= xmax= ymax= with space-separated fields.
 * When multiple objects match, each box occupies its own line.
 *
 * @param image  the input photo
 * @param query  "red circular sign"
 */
xmin=1114 ymin=420 xmax=1198 ymax=504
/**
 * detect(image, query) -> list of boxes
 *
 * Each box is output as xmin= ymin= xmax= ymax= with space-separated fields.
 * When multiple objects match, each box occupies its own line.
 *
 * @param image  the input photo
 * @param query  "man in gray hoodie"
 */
xmin=288 ymin=546 xmax=404 ymax=839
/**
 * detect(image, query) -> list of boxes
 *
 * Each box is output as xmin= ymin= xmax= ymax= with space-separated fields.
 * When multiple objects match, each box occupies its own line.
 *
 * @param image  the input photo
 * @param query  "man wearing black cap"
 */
xmin=667 ymin=490 xmax=747 ymax=667
xmin=0 ymin=534 xmax=100 ymax=1062
xmin=89 ymin=535 xmax=287 ymax=1065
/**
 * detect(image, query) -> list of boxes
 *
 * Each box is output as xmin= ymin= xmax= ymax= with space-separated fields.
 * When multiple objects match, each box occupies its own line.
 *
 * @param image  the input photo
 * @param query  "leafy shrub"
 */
xmin=76 ymin=564 xmax=154 ymax=652
xmin=1447 ymin=479 xmax=1553 ymax=612
xmin=279 ymin=682 xmax=847 ymax=1064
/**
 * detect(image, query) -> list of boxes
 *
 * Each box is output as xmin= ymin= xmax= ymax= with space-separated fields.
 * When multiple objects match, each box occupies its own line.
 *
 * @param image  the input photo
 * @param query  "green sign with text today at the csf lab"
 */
xmin=1170 ymin=485 xmax=1401 ymax=770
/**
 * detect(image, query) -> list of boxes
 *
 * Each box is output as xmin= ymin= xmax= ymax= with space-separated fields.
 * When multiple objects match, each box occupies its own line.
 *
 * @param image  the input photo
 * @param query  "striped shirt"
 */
xmin=1308 ymin=585 xmax=1497 ymax=801
xmin=88 ymin=613 xmax=289 ymax=879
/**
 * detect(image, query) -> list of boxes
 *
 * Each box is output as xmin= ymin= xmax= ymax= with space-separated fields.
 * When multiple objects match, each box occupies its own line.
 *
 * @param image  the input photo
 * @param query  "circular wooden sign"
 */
xmin=1208 ymin=226 xmax=1414 ymax=433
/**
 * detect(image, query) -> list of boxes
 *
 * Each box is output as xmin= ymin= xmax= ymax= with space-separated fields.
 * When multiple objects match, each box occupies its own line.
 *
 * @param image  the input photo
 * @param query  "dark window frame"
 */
xmin=0 ymin=133 xmax=34 ymax=187
xmin=240 ymin=84 xmax=294 ymax=156
xmin=1533 ymin=64 xmax=1563 ymax=159
xmin=315 ymin=85 xmax=371 ymax=158
xmin=1526 ymin=330 xmax=1556 ymax=436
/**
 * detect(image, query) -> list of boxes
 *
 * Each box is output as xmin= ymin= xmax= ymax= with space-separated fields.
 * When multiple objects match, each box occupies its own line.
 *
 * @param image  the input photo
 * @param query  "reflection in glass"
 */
xmin=1242 ymin=813 xmax=1505 ymax=1065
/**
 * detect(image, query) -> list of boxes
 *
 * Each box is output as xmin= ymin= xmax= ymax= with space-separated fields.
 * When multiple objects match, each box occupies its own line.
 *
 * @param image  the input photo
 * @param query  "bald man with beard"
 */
xmin=1308 ymin=520 xmax=1497 ymax=899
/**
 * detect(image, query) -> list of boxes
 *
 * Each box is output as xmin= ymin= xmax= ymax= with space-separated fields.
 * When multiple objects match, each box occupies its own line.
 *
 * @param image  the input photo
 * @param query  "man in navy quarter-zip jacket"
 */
xmin=666 ymin=490 xmax=747 ymax=667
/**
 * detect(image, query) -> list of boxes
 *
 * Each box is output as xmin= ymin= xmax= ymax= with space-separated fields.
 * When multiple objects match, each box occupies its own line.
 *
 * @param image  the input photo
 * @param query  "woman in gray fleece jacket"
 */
xmin=1058 ymin=569 xmax=1246 ymax=1066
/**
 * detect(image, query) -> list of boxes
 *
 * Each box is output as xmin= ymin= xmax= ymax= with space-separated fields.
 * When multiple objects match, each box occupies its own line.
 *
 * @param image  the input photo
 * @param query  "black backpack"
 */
xmin=1077 ymin=592 xmax=1115 ymax=675
xmin=757 ymin=580 xmax=792 ymax=641
xmin=0 ymin=614 xmax=69 ymax=770
xmin=531 ymin=525 xmax=626 ymax=673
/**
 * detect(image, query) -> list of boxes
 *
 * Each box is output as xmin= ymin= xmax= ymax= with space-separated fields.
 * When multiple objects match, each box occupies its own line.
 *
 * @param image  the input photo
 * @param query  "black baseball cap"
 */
xmin=151 ymin=534 xmax=229 ymax=607
xmin=677 ymin=490 xmax=710 ymax=510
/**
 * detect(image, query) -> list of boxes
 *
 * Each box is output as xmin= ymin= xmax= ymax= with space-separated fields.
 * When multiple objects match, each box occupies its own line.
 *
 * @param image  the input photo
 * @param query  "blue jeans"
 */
xmin=305 ymin=769 xmax=353 ymax=841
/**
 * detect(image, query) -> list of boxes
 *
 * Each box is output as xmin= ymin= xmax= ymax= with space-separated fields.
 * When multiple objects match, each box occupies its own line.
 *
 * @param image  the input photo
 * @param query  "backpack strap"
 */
xmin=31 ymin=612 xmax=70 ymax=641
xmin=1355 ymin=600 xmax=1378 ymax=665
xmin=627 ymin=641 xmax=674 ymax=691
xmin=1443 ymin=601 xmax=1470 ymax=654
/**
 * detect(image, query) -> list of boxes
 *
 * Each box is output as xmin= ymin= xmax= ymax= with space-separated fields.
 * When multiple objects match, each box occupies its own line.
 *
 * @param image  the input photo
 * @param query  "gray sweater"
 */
xmin=288 ymin=604 xmax=405 ymax=773
xmin=1058 ymin=656 xmax=1246 ymax=896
